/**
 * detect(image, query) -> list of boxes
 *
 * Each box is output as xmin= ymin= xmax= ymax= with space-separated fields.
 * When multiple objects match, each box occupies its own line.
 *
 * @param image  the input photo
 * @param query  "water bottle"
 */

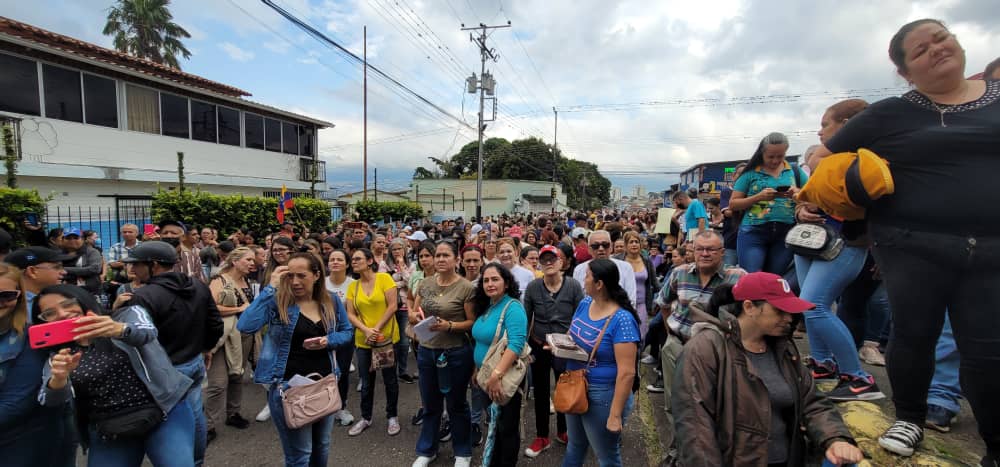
xmin=436 ymin=352 xmax=450 ymax=394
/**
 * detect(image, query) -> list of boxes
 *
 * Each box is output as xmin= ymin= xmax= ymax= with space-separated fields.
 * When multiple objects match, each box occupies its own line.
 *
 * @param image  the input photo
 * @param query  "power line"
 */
xmin=552 ymin=88 xmax=907 ymax=113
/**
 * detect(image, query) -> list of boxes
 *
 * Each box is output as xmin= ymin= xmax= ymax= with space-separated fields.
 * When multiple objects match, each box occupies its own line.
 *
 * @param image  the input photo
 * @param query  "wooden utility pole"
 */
xmin=362 ymin=25 xmax=368 ymax=201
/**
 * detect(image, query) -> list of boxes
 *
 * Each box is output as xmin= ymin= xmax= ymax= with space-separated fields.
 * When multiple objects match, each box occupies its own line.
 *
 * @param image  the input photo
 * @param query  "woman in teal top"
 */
xmin=728 ymin=132 xmax=807 ymax=273
xmin=471 ymin=263 xmax=528 ymax=466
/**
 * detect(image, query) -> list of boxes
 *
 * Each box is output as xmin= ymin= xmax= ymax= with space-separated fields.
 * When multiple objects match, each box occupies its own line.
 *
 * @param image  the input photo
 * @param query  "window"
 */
xmin=245 ymin=113 xmax=264 ymax=149
xmin=42 ymin=64 xmax=83 ymax=122
xmin=218 ymin=107 xmax=240 ymax=146
xmin=265 ymin=118 xmax=282 ymax=152
xmin=160 ymin=93 xmax=189 ymax=138
xmin=0 ymin=53 xmax=40 ymax=116
xmin=191 ymin=100 xmax=216 ymax=142
xmin=126 ymin=84 xmax=159 ymax=134
xmin=83 ymin=74 xmax=117 ymax=128
xmin=298 ymin=125 xmax=314 ymax=157
xmin=282 ymin=122 xmax=298 ymax=154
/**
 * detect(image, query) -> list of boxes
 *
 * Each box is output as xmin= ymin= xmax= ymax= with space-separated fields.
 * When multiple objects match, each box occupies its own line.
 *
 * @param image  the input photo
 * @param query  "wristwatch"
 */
xmin=118 ymin=323 xmax=131 ymax=339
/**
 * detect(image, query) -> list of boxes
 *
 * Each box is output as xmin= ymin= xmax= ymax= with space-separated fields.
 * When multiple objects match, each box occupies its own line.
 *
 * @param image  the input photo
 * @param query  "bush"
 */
xmin=0 ymin=187 xmax=49 ymax=247
xmin=353 ymin=200 xmax=424 ymax=223
xmin=151 ymin=189 xmax=332 ymax=236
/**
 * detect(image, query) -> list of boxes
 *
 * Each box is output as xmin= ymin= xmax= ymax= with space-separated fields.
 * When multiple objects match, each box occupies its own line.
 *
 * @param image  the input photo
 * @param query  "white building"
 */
xmin=0 ymin=17 xmax=332 ymax=218
xmin=631 ymin=184 xmax=646 ymax=199
xmin=408 ymin=178 xmax=567 ymax=218
xmin=611 ymin=186 xmax=622 ymax=201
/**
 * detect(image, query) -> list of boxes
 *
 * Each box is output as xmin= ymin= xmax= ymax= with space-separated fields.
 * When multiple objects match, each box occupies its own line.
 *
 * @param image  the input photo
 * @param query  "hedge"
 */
xmin=352 ymin=200 xmax=424 ymax=223
xmin=0 ymin=187 xmax=49 ymax=247
xmin=151 ymin=189 xmax=332 ymax=236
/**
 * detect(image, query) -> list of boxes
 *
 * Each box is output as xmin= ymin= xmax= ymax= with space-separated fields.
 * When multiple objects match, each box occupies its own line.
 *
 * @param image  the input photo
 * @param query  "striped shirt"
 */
xmin=656 ymin=263 xmax=746 ymax=339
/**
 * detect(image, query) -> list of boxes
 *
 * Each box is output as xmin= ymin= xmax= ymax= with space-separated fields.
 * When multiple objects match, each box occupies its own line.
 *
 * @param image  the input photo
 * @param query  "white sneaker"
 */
xmin=454 ymin=456 xmax=472 ymax=467
xmin=348 ymin=418 xmax=371 ymax=436
xmin=334 ymin=409 xmax=355 ymax=426
xmin=350 ymin=362 xmax=356 ymax=373
xmin=357 ymin=380 xmax=363 ymax=392
xmin=412 ymin=455 xmax=436 ymax=467
xmin=255 ymin=405 xmax=271 ymax=422
xmin=640 ymin=354 xmax=657 ymax=365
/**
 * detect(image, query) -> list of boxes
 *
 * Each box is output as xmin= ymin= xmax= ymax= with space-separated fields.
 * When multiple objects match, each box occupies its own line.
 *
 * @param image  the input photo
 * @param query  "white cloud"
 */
xmin=218 ymin=42 xmax=255 ymax=62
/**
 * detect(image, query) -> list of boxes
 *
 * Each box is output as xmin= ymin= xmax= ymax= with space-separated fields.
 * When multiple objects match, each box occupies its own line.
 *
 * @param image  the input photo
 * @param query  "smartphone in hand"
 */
xmin=29 ymin=318 xmax=83 ymax=349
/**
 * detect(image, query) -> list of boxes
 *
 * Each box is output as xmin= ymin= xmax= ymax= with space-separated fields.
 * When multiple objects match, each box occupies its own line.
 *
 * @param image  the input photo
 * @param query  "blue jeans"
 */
xmin=86 ymin=399 xmax=195 ymax=467
xmin=470 ymin=386 xmax=489 ymax=426
xmin=354 ymin=347 xmax=400 ymax=421
xmin=174 ymin=356 xmax=206 ymax=466
xmin=723 ymin=248 xmax=738 ymax=268
xmin=267 ymin=384 xmax=335 ymax=467
xmin=795 ymin=247 xmax=871 ymax=379
xmin=928 ymin=314 xmax=962 ymax=414
xmin=563 ymin=383 xmax=635 ymax=467
xmin=736 ymin=222 xmax=794 ymax=274
xmin=395 ymin=310 xmax=410 ymax=375
xmin=416 ymin=344 xmax=474 ymax=458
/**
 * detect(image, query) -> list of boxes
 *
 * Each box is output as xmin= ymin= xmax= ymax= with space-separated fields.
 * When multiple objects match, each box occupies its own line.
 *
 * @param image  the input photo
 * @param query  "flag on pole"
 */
xmin=276 ymin=185 xmax=295 ymax=223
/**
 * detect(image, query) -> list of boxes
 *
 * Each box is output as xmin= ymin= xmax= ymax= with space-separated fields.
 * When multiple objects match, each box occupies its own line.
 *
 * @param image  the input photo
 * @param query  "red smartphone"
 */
xmin=29 ymin=318 xmax=83 ymax=349
xmin=143 ymin=224 xmax=157 ymax=236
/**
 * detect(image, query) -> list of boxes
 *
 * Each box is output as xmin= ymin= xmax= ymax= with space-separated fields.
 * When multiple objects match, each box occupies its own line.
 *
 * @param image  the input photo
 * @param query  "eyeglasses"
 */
xmin=589 ymin=242 xmax=611 ymax=250
xmin=693 ymin=247 xmax=724 ymax=253
xmin=38 ymin=298 xmax=82 ymax=322
xmin=0 ymin=290 xmax=21 ymax=303
xmin=271 ymin=248 xmax=291 ymax=254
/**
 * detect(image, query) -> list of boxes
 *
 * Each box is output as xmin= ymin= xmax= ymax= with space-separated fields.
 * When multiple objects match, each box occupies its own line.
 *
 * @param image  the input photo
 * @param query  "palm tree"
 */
xmin=103 ymin=0 xmax=191 ymax=69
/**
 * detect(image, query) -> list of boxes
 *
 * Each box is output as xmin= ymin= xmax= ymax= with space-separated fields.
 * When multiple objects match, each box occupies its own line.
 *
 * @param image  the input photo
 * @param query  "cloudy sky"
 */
xmin=3 ymin=0 xmax=998 ymax=196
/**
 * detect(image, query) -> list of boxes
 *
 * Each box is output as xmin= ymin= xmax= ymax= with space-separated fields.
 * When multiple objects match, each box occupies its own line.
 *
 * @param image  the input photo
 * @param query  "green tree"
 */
xmin=412 ymin=167 xmax=436 ymax=179
xmin=103 ymin=0 xmax=191 ymax=69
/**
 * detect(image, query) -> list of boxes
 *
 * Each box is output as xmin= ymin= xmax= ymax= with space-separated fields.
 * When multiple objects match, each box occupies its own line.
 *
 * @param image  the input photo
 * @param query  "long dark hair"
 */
xmin=459 ymin=244 xmax=484 ymax=278
xmin=262 ymin=236 xmax=296 ymax=286
xmin=473 ymin=263 xmax=520 ymax=317
xmin=415 ymin=240 xmax=437 ymax=273
xmin=742 ymin=132 xmax=790 ymax=174
xmin=587 ymin=259 xmax=639 ymax=327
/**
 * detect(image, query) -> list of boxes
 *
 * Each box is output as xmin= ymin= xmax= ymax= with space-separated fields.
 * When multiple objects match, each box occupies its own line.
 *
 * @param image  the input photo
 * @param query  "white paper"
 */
xmin=287 ymin=374 xmax=316 ymax=387
xmin=412 ymin=317 xmax=441 ymax=342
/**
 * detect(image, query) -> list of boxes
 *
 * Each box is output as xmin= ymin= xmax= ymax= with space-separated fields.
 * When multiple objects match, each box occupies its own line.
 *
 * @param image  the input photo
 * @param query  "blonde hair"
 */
xmin=622 ymin=230 xmax=643 ymax=248
xmin=218 ymin=247 xmax=254 ymax=277
xmin=275 ymin=253 xmax=335 ymax=326
xmin=0 ymin=264 xmax=27 ymax=336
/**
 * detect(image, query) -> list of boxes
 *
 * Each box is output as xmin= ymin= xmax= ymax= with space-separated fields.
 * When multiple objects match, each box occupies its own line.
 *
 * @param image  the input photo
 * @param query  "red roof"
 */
xmin=0 ymin=15 xmax=251 ymax=98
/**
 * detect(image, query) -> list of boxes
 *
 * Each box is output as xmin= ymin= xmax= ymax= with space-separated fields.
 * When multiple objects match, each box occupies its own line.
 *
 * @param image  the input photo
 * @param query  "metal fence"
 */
xmin=45 ymin=197 xmax=153 ymax=251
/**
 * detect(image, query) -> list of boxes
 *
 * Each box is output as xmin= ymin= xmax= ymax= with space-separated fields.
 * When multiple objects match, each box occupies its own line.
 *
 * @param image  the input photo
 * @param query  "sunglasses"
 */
xmin=538 ymin=256 xmax=559 ymax=265
xmin=0 ymin=290 xmax=21 ymax=303
xmin=589 ymin=242 xmax=611 ymax=250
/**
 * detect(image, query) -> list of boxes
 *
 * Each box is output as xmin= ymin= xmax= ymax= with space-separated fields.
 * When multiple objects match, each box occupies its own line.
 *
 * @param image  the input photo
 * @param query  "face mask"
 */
xmin=161 ymin=237 xmax=181 ymax=248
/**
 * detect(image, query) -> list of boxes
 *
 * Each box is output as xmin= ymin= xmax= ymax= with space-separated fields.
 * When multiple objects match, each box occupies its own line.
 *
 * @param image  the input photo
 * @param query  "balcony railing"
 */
xmin=299 ymin=158 xmax=326 ymax=183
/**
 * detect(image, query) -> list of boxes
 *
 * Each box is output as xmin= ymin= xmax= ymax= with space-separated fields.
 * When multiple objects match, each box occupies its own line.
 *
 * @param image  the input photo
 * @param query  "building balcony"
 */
xmin=299 ymin=158 xmax=326 ymax=183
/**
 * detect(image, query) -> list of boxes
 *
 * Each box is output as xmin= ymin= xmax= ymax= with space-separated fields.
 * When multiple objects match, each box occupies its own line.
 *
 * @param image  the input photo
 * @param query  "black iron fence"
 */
xmin=44 ymin=197 xmax=153 ymax=250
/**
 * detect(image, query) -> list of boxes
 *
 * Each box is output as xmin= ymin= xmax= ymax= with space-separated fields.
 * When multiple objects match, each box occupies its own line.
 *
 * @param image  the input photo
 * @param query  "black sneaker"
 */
xmin=225 ymin=413 xmax=251 ymax=429
xmin=439 ymin=419 xmax=452 ymax=442
xmin=471 ymin=424 xmax=482 ymax=446
xmin=646 ymin=374 xmax=664 ymax=393
xmin=804 ymin=356 xmax=838 ymax=381
xmin=399 ymin=373 xmax=417 ymax=384
xmin=825 ymin=375 xmax=885 ymax=402
xmin=206 ymin=428 xmax=218 ymax=445
xmin=925 ymin=404 xmax=957 ymax=433
xmin=878 ymin=420 xmax=923 ymax=457
xmin=411 ymin=407 xmax=426 ymax=426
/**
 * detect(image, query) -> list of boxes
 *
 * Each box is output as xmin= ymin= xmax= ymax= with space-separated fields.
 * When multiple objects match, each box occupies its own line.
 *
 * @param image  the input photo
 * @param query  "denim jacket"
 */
xmin=39 ymin=305 xmax=193 ymax=415
xmin=237 ymin=285 xmax=354 ymax=385
xmin=1 ymin=326 xmax=56 ymax=433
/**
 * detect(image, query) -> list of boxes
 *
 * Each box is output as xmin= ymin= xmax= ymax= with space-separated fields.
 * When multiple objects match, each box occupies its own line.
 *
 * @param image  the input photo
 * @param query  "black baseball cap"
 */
xmin=4 ymin=246 xmax=73 ymax=269
xmin=157 ymin=220 xmax=187 ymax=233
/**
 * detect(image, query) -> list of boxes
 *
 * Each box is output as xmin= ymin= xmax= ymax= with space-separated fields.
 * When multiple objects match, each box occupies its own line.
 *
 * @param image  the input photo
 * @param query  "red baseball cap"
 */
xmin=732 ymin=272 xmax=815 ymax=313
xmin=539 ymin=245 xmax=563 ymax=259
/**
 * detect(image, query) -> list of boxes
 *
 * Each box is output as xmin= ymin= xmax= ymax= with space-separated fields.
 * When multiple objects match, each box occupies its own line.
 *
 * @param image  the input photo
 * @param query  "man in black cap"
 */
xmin=124 ymin=241 xmax=222 ymax=464
xmin=4 ymin=246 xmax=72 ymax=315
xmin=159 ymin=220 xmax=205 ymax=284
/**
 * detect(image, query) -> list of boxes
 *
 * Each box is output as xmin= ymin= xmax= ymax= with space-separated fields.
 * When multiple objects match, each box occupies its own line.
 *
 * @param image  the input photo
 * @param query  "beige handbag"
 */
xmin=476 ymin=301 xmax=532 ymax=406
xmin=212 ymin=275 xmax=247 ymax=376
xmin=280 ymin=307 xmax=341 ymax=429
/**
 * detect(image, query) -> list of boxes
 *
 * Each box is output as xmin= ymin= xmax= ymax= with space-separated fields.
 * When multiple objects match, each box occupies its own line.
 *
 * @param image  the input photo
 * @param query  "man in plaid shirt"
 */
xmin=107 ymin=223 xmax=141 ymax=281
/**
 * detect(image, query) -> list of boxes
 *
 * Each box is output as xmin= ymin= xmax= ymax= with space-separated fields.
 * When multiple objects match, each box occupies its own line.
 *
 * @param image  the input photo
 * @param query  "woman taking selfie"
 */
xmin=672 ymin=272 xmax=862 ymax=467
xmin=344 ymin=248 xmax=401 ymax=437
xmin=410 ymin=241 xmax=477 ymax=467
xmin=471 ymin=263 xmax=528 ymax=466
xmin=237 ymin=253 xmax=353 ymax=467
xmin=38 ymin=284 xmax=195 ymax=467
xmin=562 ymin=259 xmax=640 ymax=467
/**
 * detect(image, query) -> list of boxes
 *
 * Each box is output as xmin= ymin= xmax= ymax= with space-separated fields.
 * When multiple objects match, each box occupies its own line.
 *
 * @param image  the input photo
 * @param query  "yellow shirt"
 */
xmin=347 ymin=272 xmax=400 ymax=348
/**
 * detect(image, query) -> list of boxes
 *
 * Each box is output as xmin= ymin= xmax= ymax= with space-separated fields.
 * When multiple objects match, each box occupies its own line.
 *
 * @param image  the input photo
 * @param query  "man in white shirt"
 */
xmin=572 ymin=230 xmax=637 ymax=306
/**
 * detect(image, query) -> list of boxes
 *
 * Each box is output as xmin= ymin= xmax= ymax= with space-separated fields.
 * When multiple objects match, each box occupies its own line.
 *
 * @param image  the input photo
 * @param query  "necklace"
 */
xmin=927 ymin=82 xmax=971 ymax=127
xmin=742 ymin=339 xmax=766 ymax=354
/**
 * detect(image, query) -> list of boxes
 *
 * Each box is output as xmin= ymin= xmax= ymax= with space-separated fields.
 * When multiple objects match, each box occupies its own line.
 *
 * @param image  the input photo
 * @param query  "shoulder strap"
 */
xmin=791 ymin=163 xmax=804 ymax=188
xmin=586 ymin=310 xmax=615 ymax=368
xmin=490 ymin=299 xmax=514 ymax=346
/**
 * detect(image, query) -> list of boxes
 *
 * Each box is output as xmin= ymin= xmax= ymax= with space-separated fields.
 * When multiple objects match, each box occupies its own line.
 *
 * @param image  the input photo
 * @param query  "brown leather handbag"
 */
xmin=553 ymin=315 xmax=613 ymax=415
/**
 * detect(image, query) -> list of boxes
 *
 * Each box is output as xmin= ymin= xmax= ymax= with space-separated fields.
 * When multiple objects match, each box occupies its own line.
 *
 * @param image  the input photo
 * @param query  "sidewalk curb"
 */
xmin=637 ymin=365 xmax=665 ymax=466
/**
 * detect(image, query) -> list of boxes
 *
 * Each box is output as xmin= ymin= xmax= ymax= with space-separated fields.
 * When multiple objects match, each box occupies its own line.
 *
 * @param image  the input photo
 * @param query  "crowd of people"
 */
xmin=0 ymin=18 xmax=998 ymax=467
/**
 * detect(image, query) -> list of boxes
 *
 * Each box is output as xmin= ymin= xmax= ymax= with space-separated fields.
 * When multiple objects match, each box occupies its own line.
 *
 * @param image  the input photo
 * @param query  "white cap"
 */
xmin=571 ymin=227 xmax=588 ymax=239
xmin=471 ymin=224 xmax=483 ymax=235
xmin=406 ymin=231 xmax=428 ymax=241
xmin=403 ymin=226 xmax=413 ymax=232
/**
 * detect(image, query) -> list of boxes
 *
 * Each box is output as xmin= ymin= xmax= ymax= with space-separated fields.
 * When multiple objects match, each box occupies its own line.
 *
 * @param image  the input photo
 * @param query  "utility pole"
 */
xmin=374 ymin=167 xmax=378 ymax=202
xmin=362 ymin=25 xmax=368 ymax=201
xmin=463 ymin=22 xmax=510 ymax=221
xmin=552 ymin=106 xmax=558 ymax=214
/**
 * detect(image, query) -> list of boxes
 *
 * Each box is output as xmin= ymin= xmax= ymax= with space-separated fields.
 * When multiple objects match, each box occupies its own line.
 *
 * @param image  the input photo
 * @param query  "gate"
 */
xmin=113 ymin=196 xmax=154 ymax=244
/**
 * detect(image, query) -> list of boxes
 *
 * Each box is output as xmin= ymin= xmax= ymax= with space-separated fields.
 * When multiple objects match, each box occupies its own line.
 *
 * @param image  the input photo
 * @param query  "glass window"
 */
xmin=42 ymin=64 xmax=83 ymax=122
xmin=265 ymin=118 xmax=282 ymax=152
xmin=83 ymin=74 xmax=118 ymax=128
xmin=298 ymin=125 xmax=314 ymax=157
xmin=160 ymin=93 xmax=189 ymax=138
xmin=282 ymin=122 xmax=298 ymax=154
xmin=191 ymin=100 xmax=216 ymax=142
xmin=0 ymin=53 xmax=40 ymax=116
xmin=126 ymin=84 xmax=159 ymax=134
xmin=245 ymin=113 xmax=264 ymax=149
xmin=218 ymin=107 xmax=240 ymax=146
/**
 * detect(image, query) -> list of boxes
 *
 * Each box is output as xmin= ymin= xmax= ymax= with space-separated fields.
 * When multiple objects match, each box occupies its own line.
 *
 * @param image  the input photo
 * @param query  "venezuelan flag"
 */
xmin=276 ymin=185 xmax=295 ymax=223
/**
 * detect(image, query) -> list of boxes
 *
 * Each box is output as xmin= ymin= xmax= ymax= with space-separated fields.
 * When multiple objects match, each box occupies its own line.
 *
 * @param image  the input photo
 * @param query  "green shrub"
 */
xmin=151 ymin=189 xmax=331 ymax=236
xmin=0 ymin=187 xmax=49 ymax=247
xmin=353 ymin=200 xmax=424 ymax=223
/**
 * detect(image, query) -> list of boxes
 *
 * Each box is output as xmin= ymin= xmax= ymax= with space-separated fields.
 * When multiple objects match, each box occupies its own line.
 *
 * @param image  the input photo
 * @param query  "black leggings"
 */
xmin=529 ymin=339 xmax=567 ymax=438
xmin=489 ymin=392 xmax=522 ymax=467
xmin=871 ymin=224 xmax=1000 ymax=456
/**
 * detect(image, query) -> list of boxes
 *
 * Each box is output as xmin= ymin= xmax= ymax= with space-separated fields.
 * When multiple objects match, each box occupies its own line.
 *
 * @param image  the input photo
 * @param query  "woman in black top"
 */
xmin=811 ymin=19 xmax=1000 ymax=463
xmin=522 ymin=246 xmax=585 ymax=456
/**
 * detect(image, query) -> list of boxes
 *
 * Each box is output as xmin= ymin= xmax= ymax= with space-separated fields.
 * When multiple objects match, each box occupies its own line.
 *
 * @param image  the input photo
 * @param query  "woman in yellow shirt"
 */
xmin=345 ymin=248 xmax=401 ymax=437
